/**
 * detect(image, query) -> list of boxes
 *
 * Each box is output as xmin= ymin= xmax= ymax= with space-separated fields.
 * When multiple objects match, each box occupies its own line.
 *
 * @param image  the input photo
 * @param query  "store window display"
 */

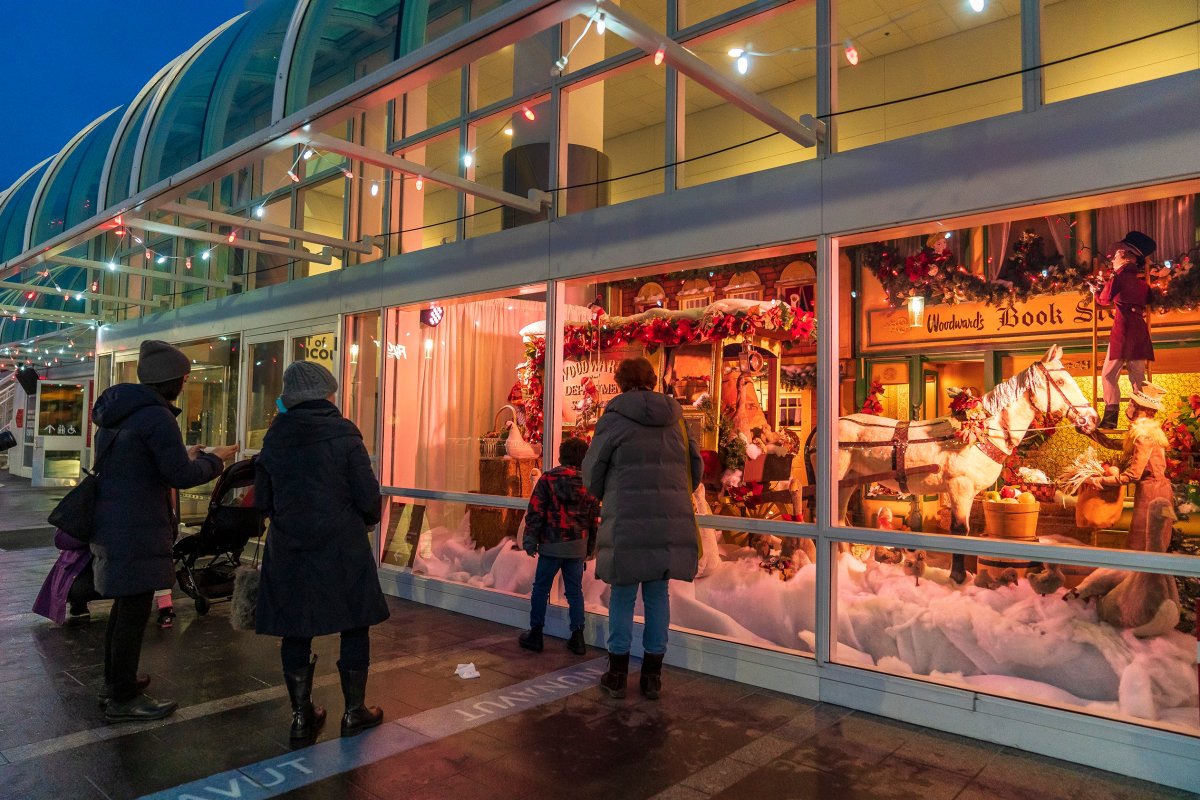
xmin=833 ymin=190 xmax=1200 ymax=735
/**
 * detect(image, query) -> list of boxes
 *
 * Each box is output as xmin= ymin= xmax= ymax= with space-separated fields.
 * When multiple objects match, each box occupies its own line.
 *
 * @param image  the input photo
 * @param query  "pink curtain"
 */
xmin=1095 ymin=196 xmax=1196 ymax=262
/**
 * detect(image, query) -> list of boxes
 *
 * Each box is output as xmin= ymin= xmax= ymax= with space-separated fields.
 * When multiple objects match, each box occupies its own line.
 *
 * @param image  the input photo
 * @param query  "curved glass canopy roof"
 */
xmin=0 ymin=163 xmax=49 ymax=263
xmin=104 ymin=66 xmax=177 ymax=208
xmin=30 ymin=110 xmax=124 ymax=247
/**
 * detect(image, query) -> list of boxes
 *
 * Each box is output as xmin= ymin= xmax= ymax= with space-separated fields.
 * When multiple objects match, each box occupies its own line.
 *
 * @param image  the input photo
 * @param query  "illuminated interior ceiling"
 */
xmin=837 ymin=0 xmax=1021 ymax=60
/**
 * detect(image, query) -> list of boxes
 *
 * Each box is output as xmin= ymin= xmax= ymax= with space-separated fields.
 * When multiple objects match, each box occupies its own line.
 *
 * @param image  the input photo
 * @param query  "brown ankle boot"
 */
xmin=600 ymin=652 xmax=629 ymax=699
xmin=639 ymin=652 xmax=665 ymax=700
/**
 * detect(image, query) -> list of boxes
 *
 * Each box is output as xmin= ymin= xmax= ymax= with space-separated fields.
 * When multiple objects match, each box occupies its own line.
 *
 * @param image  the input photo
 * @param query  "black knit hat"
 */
xmin=1116 ymin=230 xmax=1156 ymax=258
xmin=137 ymin=340 xmax=191 ymax=384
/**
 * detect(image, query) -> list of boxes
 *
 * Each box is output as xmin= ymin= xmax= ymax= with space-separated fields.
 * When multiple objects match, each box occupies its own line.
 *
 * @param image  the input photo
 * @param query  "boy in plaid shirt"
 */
xmin=519 ymin=437 xmax=600 ymax=655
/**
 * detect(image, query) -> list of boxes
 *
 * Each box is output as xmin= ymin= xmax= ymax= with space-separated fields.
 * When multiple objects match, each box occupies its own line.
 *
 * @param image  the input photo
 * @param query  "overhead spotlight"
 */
xmin=844 ymin=41 xmax=859 ymax=66
xmin=736 ymin=55 xmax=749 ymax=75
xmin=654 ymin=47 xmax=665 ymax=66
xmin=969 ymin=0 xmax=985 ymax=11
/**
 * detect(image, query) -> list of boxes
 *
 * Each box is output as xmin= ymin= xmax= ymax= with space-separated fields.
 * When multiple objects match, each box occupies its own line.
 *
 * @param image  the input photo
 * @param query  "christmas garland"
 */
xmin=519 ymin=303 xmax=815 ymax=443
xmin=863 ymin=232 xmax=1200 ymax=312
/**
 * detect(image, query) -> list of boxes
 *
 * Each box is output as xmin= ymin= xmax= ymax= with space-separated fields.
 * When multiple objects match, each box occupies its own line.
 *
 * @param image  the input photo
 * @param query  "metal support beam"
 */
xmin=125 ymin=218 xmax=334 ymax=265
xmin=594 ymin=0 xmax=824 ymax=148
xmin=0 ymin=278 xmax=165 ymax=308
xmin=0 ymin=306 xmax=98 ymax=324
xmin=40 ymin=254 xmax=237 ymax=291
xmin=306 ymin=133 xmax=550 ymax=216
xmin=158 ymin=202 xmax=377 ymax=255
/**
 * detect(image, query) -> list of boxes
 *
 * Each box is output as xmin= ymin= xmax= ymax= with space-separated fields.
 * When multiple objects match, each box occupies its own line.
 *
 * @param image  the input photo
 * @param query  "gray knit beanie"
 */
xmin=280 ymin=361 xmax=338 ymax=409
xmin=137 ymin=340 xmax=191 ymax=384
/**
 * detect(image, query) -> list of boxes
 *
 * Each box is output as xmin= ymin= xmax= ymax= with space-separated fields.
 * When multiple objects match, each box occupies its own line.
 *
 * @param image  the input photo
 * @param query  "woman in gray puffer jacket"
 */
xmin=582 ymin=357 xmax=701 ymax=700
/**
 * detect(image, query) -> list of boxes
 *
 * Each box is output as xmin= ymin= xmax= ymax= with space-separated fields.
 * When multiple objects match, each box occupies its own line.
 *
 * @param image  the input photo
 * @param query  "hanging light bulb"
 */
xmin=728 ymin=47 xmax=745 ymax=58
xmin=463 ymin=153 xmax=474 ymax=168
xmin=736 ymin=55 xmax=749 ymax=75
xmin=75 ymin=294 xmax=83 ymax=301
xmin=522 ymin=106 xmax=536 ymax=121
xmin=342 ymin=167 xmax=354 ymax=178
xmin=370 ymin=182 xmax=380 ymax=197
xmin=185 ymin=257 xmax=193 ymax=270
xmin=844 ymin=41 xmax=859 ymax=66
xmin=91 ymin=281 xmax=99 ymax=292
xmin=227 ymin=232 xmax=237 ymax=243
xmin=503 ymin=127 xmax=513 ymax=136
xmin=156 ymin=255 xmax=167 ymax=265
xmin=202 ymin=250 xmax=211 ymax=261
xmin=415 ymin=177 xmax=424 ymax=191
xmin=595 ymin=13 xmax=605 ymax=35
xmin=654 ymin=46 xmax=665 ymax=66
xmin=969 ymin=0 xmax=985 ymax=11
xmin=287 ymin=170 xmax=300 ymax=182
xmin=302 ymin=148 xmax=315 ymax=160
xmin=255 ymin=206 xmax=265 ymax=218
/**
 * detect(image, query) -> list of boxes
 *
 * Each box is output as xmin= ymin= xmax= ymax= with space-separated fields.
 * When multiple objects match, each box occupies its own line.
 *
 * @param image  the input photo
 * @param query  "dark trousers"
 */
xmin=104 ymin=592 xmax=154 ymax=701
xmin=68 ymin=561 xmax=101 ymax=614
xmin=529 ymin=555 xmax=586 ymax=631
xmin=281 ymin=627 xmax=370 ymax=673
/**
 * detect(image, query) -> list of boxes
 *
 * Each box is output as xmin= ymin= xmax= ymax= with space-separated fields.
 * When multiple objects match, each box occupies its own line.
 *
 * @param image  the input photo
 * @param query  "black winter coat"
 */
xmin=254 ymin=400 xmax=390 ymax=638
xmin=582 ymin=390 xmax=702 ymax=586
xmin=91 ymin=384 xmax=224 ymax=597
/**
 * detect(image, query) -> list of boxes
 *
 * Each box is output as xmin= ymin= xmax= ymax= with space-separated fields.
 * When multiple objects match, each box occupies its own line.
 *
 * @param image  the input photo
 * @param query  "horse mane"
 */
xmin=982 ymin=361 xmax=1043 ymax=417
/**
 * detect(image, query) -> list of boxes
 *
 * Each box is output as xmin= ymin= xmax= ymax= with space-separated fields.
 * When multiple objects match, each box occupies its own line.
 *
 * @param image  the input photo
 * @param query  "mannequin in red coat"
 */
xmin=1096 ymin=231 xmax=1156 ymax=430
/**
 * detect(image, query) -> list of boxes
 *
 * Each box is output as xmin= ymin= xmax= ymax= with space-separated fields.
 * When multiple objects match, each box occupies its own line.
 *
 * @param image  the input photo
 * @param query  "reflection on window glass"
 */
xmin=464 ymin=104 xmax=550 ymax=239
xmin=679 ymin=3 xmax=817 ymax=188
xmin=43 ymin=450 xmax=82 ymax=479
xmin=1042 ymin=0 xmax=1199 ymax=103
xmin=402 ymin=71 xmax=462 ymax=139
xmin=398 ymin=134 xmax=460 ymax=251
xmin=678 ymin=0 xmax=744 ymax=30
xmin=836 ymin=0 xmax=1021 ymax=151
xmin=563 ymin=62 xmax=665 ymax=211
xmin=247 ymin=340 xmax=285 ymax=450
xmin=835 ymin=540 xmax=1198 ymax=735
xmin=345 ymin=312 xmax=382 ymax=456
xmin=298 ymin=179 xmax=347 ymax=278
xmin=172 ymin=336 xmax=240 ymax=520
xmin=37 ymin=384 xmax=85 ymax=437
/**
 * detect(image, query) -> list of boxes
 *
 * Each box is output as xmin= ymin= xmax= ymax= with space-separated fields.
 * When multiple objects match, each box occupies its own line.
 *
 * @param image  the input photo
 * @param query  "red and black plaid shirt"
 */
xmin=523 ymin=466 xmax=600 ymax=556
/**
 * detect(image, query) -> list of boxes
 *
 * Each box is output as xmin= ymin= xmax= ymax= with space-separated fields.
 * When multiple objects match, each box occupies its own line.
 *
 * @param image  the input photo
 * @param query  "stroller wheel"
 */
xmin=195 ymin=596 xmax=211 ymax=615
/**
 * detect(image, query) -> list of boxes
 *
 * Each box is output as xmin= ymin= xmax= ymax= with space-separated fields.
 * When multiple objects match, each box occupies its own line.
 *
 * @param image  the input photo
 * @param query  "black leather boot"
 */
xmin=639 ymin=652 xmax=665 ymax=700
xmin=518 ymin=625 xmax=544 ymax=652
xmin=1100 ymin=403 xmax=1119 ymax=430
xmin=566 ymin=629 xmax=586 ymax=655
xmin=600 ymin=652 xmax=629 ymax=699
xmin=284 ymin=656 xmax=326 ymax=740
xmin=339 ymin=668 xmax=383 ymax=737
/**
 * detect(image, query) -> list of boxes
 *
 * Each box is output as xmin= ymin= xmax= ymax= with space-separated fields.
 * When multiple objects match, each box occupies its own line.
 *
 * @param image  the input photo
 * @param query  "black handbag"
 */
xmin=0 ymin=429 xmax=16 ymax=452
xmin=47 ymin=430 xmax=119 ymax=543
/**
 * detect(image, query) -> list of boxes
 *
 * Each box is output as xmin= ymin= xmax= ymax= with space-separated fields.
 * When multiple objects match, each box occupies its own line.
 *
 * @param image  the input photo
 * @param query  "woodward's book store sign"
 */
xmin=865 ymin=291 xmax=1200 ymax=352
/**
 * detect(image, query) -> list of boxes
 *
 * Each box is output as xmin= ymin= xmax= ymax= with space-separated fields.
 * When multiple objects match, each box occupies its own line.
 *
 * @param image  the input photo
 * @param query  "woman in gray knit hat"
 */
xmin=254 ymin=360 xmax=390 ymax=740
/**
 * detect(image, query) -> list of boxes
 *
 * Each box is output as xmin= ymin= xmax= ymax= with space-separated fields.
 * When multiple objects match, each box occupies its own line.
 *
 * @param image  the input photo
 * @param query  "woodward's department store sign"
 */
xmin=865 ymin=292 xmax=1200 ymax=352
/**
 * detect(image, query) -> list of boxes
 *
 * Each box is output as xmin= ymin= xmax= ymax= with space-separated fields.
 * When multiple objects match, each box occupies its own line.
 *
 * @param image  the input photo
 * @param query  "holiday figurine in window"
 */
xmin=1096 ymin=230 xmax=1156 ymax=430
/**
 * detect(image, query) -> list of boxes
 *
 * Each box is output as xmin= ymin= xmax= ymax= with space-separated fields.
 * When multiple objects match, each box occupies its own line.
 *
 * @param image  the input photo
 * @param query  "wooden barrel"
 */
xmin=980 ymin=500 xmax=1040 ymax=579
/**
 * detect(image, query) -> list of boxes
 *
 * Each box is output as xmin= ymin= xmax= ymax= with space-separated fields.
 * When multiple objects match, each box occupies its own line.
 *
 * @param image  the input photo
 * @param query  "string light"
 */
xmin=287 ymin=170 xmax=300 ymax=182
xmin=736 ymin=55 xmax=749 ymax=75
xmin=156 ymin=255 xmax=167 ymax=265
xmin=595 ymin=12 xmax=605 ymax=35
xmin=255 ymin=206 xmax=265 ymax=218
xmin=522 ymin=107 xmax=536 ymax=121
xmin=463 ymin=153 xmax=473 ymax=168
xmin=302 ymin=149 xmax=315 ymax=160
xmin=654 ymin=47 xmax=665 ymax=66
xmin=503 ymin=127 xmax=513 ymax=136
xmin=844 ymin=41 xmax=859 ymax=66
xmin=227 ymin=232 xmax=237 ymax=243
xmin=185 ymin=257 xmax=192 ymax=270
xmin=415 ymin=178 xmax=423 ymax=191
xmin=342 ymin=167 xmax=354 ymax=178
xmin=370 ymin=182 xmax=380 ymax=197
xmin=201 ymin=251 xmax=211 ymax=261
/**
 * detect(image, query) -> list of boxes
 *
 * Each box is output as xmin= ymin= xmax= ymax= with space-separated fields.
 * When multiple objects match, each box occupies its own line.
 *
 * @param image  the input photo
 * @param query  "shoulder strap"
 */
xmin=89 ymin=428 xmax=121 ymax=476
xmin=678 ymin=418 xmax=703 ymax=557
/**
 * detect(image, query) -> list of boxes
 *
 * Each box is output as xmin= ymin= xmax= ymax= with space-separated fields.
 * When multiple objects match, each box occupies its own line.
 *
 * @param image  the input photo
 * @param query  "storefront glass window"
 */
xmin=297 ymin=177 xmax=347 ymax=278
xmin=832 ymin=187 xmax=1200 ymax=736
xmin=679 ymin=0 xmax=746 ymax=31
xmin=345 ymin=311 xmax=382 ymax=457
xmin=246 ymin=339 xmax=285 ymax=451
xmin=464 ymin=100 xmax=550 ymax=239
xmin=562 ymin=61 xmax=666 ymax=211
xmin=835 ymin=0 xmax=1022 ymax=151
xmin=397 ymin=134 xmax=460 ymax=251
xmin=400 ymin=71 xmax=462 ymax=139
xmin=678 ymin=2 xmax=818 ymax=189
xmin=1041 ymin=0 xmax=1199 ymax=104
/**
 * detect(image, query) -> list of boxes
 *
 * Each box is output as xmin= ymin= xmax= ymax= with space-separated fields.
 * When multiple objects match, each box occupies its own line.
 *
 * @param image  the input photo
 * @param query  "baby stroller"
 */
xmin=173 ymin=457 xmax=264 ymax=615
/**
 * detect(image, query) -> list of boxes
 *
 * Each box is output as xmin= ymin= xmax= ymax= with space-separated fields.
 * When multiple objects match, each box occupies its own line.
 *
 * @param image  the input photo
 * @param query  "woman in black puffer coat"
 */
xmin=583 ymin=357 xmax=702 ymax=701
xmin=255 ymin=360 xmax=390 ymax=740
xmin=92 ymin=340 xmax=238 ymax=723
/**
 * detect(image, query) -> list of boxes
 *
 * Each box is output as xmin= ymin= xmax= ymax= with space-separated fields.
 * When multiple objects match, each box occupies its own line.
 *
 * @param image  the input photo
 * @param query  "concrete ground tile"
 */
xmin=680 ymin=756 xmax=760 ymax=794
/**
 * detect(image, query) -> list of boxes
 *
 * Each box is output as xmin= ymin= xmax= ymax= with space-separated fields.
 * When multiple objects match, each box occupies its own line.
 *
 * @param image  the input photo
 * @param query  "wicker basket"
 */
xmin=480 ymin=405 xmax=519 ymax=459
xmin=983 ymin=499 xmax=1040 ymax=540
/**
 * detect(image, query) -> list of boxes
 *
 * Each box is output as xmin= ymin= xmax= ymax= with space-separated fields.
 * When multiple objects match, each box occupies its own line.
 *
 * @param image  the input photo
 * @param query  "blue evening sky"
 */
xmin=0 ymin=1 xmax=249 ymax=189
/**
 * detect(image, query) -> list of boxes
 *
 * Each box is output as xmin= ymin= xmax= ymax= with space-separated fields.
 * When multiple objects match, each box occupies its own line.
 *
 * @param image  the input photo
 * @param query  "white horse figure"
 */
xmin=837 ymin=345 xmax=1097 ymax=584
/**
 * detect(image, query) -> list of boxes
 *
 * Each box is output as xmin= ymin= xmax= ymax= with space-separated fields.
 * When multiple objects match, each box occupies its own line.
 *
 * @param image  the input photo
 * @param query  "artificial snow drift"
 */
xmin=412 ymin=514 xmax=1197 ymax=732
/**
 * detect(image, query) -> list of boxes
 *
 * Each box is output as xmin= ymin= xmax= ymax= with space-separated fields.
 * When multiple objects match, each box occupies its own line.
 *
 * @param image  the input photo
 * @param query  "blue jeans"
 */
xmin=606 ymin=580 xmax=669 ymax=656
xmin=529 ymin=555 xmax=586 ymax=632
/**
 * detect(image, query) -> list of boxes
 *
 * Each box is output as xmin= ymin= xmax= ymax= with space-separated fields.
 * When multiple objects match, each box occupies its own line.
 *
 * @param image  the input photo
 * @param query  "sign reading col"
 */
xmin=865 ymin=291 xmax=1200 ymax=352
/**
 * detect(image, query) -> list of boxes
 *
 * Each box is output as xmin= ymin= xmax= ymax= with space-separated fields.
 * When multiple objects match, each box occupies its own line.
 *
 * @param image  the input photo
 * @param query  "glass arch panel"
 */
xmin=285 ymin=0 xmax=402 ymax=115
xmin=0 ymin=163 xmax=48 ymax=262
xmin=141 ymin=0 xmax=294 ymax=190
xmin=31 ymin=111 xmax=123 ymax=246
xmin=106 ymin=70 xmax=173 ymax=208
